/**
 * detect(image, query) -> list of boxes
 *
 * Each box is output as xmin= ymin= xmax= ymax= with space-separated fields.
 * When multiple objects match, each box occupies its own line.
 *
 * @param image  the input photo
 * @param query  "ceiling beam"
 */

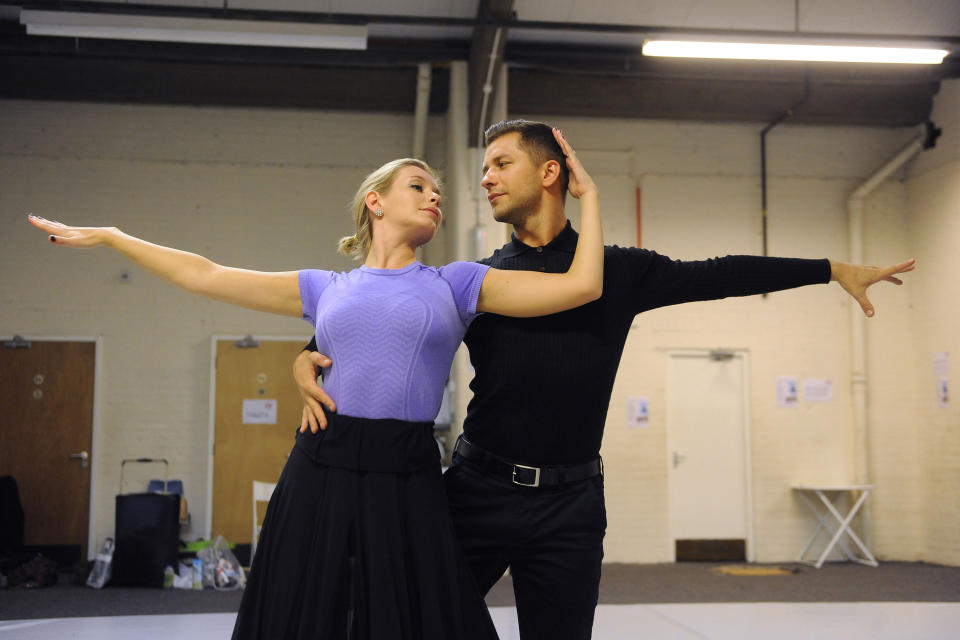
xmin=0 ymin=53 xmax=451 ymax=113
xmin=13 ymin=2 xmax=960 ymax=47
xmin=507 ymin=67 xmax=938 ymax=127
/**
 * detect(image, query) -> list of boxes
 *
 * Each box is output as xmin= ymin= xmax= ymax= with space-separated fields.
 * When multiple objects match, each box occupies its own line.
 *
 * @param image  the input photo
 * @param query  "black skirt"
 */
xmin=231 ymin=413 xmax=499 ymax=640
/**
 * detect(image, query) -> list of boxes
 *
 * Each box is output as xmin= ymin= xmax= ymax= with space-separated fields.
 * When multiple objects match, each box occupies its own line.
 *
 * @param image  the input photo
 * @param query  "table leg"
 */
xmin=815 ymin=489 xmax=878 ymax=568
xmin=795 ymin=489 xmax=857 ymax=564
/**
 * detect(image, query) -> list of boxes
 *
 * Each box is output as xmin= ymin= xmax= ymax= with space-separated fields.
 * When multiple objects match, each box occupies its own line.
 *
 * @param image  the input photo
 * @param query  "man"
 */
xmin=294 ymin=120 xmax=913 ymax=639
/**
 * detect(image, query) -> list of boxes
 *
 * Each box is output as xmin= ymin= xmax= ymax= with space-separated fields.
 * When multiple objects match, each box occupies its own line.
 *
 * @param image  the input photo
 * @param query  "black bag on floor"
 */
xmin=112 ymin=459 xmax=180 ymax=588
xmin=0 ymin=476 xmax=25 ymax=555
xmin=5 ymin=554 xmax=58 ymax=589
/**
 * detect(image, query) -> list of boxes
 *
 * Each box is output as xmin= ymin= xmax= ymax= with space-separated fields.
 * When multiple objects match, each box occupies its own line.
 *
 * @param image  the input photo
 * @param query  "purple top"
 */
xmin=299 ymin=261 xmax=490 ymax=422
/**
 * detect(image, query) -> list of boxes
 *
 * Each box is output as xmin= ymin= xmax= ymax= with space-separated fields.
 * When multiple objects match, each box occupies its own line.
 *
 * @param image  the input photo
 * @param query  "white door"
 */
xmin=667 ymin=351 xmax=752 ymax=558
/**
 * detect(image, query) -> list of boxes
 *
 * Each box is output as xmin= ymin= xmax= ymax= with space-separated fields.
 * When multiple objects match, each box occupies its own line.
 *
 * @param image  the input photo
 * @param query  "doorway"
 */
xmin=208 ymin=337 xmax=307 ymax=546
xmin=0 ymin=338 xmax=98 ymax=563
xmin=667 ymin=349 xmax=754 ymax=561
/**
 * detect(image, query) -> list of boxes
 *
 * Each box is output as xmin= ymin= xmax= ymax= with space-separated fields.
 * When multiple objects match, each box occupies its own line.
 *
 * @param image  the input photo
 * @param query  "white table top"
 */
xmin=791 ymin=483 xmax=874 ymax=492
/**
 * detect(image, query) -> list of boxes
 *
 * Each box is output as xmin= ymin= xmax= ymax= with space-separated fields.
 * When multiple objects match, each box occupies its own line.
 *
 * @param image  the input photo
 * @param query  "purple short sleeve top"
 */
xmin=299 ymin=260 xmax=489 ymax=422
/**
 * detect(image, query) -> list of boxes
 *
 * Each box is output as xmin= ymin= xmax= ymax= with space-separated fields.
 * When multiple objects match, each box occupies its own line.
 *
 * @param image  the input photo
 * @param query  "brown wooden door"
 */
xmin=0 ymin=340 xmax=94 ymax=552
xmin=212 ymin=339 xmax=305 ymax=544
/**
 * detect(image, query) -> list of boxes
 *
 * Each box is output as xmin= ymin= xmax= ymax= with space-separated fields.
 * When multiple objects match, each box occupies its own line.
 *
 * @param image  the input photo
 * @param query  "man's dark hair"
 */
xmin=484 ymin=119 xmax=569 ymax=197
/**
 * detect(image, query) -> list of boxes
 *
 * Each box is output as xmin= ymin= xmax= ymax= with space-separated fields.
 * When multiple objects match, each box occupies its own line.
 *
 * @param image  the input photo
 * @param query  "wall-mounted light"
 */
xmin=642 ymin=40 xmax=948 ymax=65
xmin=19 ymin=9 xmax=367 ymax=50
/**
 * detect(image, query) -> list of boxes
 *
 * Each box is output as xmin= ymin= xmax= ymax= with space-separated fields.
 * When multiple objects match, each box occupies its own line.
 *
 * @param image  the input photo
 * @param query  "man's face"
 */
xmin=481 ymin=131 xmax=543 ymax=226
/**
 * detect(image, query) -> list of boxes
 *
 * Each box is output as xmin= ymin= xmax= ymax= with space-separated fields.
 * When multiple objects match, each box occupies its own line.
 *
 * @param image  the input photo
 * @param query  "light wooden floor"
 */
xmin=2 ymin=602 xmax=959 ymax=639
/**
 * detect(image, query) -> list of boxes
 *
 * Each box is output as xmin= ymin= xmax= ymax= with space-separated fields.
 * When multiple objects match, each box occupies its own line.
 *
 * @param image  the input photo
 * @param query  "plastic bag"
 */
xmin=86 ymin=538 xmax=114 ymax=589
xmin=172 ymin=562 xmax=194 ymax=589
xmin=197 ymin=535 xmax=245 ymax=591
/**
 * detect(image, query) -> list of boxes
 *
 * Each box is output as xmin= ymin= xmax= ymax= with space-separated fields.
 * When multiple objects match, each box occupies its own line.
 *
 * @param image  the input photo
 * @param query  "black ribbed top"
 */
xmin=462 ymin=221 xmax=831 ymax=465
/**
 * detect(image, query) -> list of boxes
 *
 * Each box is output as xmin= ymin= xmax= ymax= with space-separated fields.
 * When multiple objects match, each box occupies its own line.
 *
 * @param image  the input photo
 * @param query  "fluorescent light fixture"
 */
xmin=642 ymin=40 xmax=948 ymax=64
xmin=19 ymin=10 xmax=367 ymax=50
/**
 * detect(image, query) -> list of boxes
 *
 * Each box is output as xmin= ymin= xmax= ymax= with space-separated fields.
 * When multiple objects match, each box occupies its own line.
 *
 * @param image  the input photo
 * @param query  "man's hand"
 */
xmin=553 ymin=129 xmax=597 ymax=199
xmin=293 ymin=350 xmax=336 ymax=433
xmin=830 ymin=258 xmax=916 ymax=317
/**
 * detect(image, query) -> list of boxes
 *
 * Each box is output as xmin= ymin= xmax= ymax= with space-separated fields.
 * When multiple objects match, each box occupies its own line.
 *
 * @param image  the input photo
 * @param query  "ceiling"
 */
xmin=2 ymin=1 xmax=959 ymax=132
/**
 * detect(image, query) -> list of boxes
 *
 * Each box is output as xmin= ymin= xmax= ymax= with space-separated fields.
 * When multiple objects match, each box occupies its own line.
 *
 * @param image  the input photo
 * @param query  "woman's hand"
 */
xmin=553 ymin=129 xmax=597 ymax=200
xmin=28 ymin=214 xmax=116 ymax=248
xmin=476 ymin=128 xmax=604 ymax=318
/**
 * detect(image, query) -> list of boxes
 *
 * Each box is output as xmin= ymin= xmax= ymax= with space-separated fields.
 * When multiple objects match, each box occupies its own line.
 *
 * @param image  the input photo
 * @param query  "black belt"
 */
xmin=453 ymin=436 xmax=602 ymax=488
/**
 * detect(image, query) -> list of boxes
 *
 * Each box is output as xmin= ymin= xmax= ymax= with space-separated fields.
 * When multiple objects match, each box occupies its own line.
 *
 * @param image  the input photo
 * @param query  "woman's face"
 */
xmin=376 ymin=165 xmax=443 ymax=246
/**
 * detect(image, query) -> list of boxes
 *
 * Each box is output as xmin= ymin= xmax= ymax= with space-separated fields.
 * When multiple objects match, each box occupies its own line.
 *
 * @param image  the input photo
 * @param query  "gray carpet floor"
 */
xmin=2 ymin=562 xmax=958 ymax=620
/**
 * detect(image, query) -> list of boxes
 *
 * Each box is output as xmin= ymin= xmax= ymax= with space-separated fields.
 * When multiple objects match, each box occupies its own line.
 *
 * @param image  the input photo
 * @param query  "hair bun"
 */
xmin=337 ymin=235 xmax=358 ymax=256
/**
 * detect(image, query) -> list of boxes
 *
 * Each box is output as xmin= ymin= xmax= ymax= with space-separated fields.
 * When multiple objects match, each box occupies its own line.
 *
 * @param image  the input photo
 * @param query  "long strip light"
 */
xmin=19 ymin=10 xmax=367 ymax=50
xmin=642 ymin=40 xmax=948 ymax=65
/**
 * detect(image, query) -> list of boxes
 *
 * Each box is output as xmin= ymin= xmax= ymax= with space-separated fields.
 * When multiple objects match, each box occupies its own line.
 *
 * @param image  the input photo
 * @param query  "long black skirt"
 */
xmin=231 ymin=413 xmax=499 ymax=640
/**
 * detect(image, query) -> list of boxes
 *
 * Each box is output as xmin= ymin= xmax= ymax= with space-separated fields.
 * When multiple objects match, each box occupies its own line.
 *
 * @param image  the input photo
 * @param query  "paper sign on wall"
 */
xmin=777 ymin=376 xmax=798 ymax=408
xmin=627 ymin=396 xmax=650 ymax=428
xmin=803 ymin=379 xmax=834 ymax=402
xmin=934 ymin=352 xmax=949 ymax=377
xmin=243 ymin=399 xmax=277 ymax=424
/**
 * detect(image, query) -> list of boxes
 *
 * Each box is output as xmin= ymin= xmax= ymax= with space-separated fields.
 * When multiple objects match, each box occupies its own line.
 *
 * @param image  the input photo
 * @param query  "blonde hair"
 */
xmin=338 ymin=158 xmax=441 ymax=260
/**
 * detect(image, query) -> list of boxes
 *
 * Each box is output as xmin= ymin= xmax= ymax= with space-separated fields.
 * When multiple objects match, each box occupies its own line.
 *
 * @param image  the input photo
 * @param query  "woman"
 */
xmin=28 ymin=129 xmax=600 ymax=639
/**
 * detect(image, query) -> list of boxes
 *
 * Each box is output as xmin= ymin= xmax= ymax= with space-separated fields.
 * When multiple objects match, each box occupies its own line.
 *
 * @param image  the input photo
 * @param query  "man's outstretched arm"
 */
xmin=294 ymin=337 xmax=335 ymax=433
xmin=625 ymin=251 xmax=914 ymax=316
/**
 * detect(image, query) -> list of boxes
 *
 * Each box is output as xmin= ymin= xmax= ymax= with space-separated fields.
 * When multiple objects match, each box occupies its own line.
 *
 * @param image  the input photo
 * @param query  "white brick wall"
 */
xmin=1 ymin=92 xmax=956 ymax=567
xmin=523 ymin=111 xmax=955 ymax=564
xmin=0 ymin=101 xmax=447 ymax=552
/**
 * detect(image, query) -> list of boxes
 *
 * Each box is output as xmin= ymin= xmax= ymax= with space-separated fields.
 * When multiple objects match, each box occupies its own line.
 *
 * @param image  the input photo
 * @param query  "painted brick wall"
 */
xmin=0 ymin=100 xmax=447 ymax=552
xmin=524 ymin=114 xmax=955 ymax=564
xmin=2 ymin=94 xmax=955 ymax=567
xmin=904 ymin=79 xmax=960 ymax=565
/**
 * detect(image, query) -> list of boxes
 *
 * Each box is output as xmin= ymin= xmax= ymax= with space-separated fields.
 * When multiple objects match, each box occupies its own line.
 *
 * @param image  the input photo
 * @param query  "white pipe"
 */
xmin=851 ymin=139 xmax=924 ymax=200
xmin=412 ymin=63 xmax=432 ymax=160
xmin=490 ymin=63 xmax=510 ymax=250
xmin=471 ymin=28 xmax=503 ymax=258
xmin=447 ymin=61 xmax=471 ymax=264
xmin=475 ymin=27 xmax=503 ymax=170
xmin=445 ymin=61 xmax=472 ymax=457
xmin=846 ymin=134 xmax=924 ymax=550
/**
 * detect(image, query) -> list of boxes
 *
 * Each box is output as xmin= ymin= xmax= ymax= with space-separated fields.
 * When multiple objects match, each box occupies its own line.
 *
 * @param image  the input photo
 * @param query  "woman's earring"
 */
xmin=374 ymin=209 xmax=384 ymax=218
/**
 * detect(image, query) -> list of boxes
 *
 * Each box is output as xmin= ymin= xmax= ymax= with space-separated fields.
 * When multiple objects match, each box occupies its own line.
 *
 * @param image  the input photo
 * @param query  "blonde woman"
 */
xmin=28 ymin=130 xmax=599 ymax=640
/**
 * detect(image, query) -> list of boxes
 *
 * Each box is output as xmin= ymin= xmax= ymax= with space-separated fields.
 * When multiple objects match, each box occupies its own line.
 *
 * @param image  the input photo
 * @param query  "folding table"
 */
xmin=791 ymin=483 xmax=879 ymax=569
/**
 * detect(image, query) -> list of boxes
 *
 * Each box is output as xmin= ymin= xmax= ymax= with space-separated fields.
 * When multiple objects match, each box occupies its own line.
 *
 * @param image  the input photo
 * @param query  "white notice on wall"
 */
xmin=934 ymin=352 xmax=950 ymax=377
xmin=777 ymin=376 xmax=798 ymax=408
xmin=938 ymin=378 xmax=949 ymax=408
xmin=243 ymin=399 xmax=277 ymax=424
xmin=627 ymin=396 xmax=650 ymax=429
xmin=803 ymin=379 xmax=834 ymax=403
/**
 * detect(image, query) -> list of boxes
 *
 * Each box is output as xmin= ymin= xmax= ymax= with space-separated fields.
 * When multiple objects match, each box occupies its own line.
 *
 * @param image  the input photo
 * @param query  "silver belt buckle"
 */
xmin=512 ymin=463 xmax=541 ymax=487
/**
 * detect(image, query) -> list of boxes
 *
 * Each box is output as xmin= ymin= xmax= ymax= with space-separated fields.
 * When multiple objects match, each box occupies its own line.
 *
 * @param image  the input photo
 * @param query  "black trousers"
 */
xmin=444 ymin=453 xmax=607 ymax=640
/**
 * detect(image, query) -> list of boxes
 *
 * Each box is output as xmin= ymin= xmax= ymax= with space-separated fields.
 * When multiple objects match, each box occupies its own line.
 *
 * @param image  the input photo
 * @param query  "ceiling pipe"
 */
xmin=760 ymin=87 xmax=809 ymax=259
xmin=846 ymin=120 xmax=940 ymax=549
xmin=412 ymin=62 xmax=432 ymax=160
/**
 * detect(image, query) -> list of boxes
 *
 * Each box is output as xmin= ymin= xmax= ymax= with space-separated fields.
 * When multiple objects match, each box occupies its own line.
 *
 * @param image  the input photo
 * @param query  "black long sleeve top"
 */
xmin=461 ymin=221 xmax=831 ymax=465
xmin=305 ymin=221 xmax=831 ymax=466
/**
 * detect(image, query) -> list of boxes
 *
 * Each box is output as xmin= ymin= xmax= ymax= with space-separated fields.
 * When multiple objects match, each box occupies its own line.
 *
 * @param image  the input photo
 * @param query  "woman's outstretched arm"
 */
xmin=476 ymin=128 xmax=603 ymax=317
xmin=27 ymin=216 xmax=302 ymax=317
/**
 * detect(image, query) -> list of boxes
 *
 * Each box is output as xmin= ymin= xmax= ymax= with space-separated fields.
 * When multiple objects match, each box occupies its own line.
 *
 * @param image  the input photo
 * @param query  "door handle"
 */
xmin=70 ymin=451 xmax=89 ymax=469
xmin=672 ymin=452 xmax=686 ymax=468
